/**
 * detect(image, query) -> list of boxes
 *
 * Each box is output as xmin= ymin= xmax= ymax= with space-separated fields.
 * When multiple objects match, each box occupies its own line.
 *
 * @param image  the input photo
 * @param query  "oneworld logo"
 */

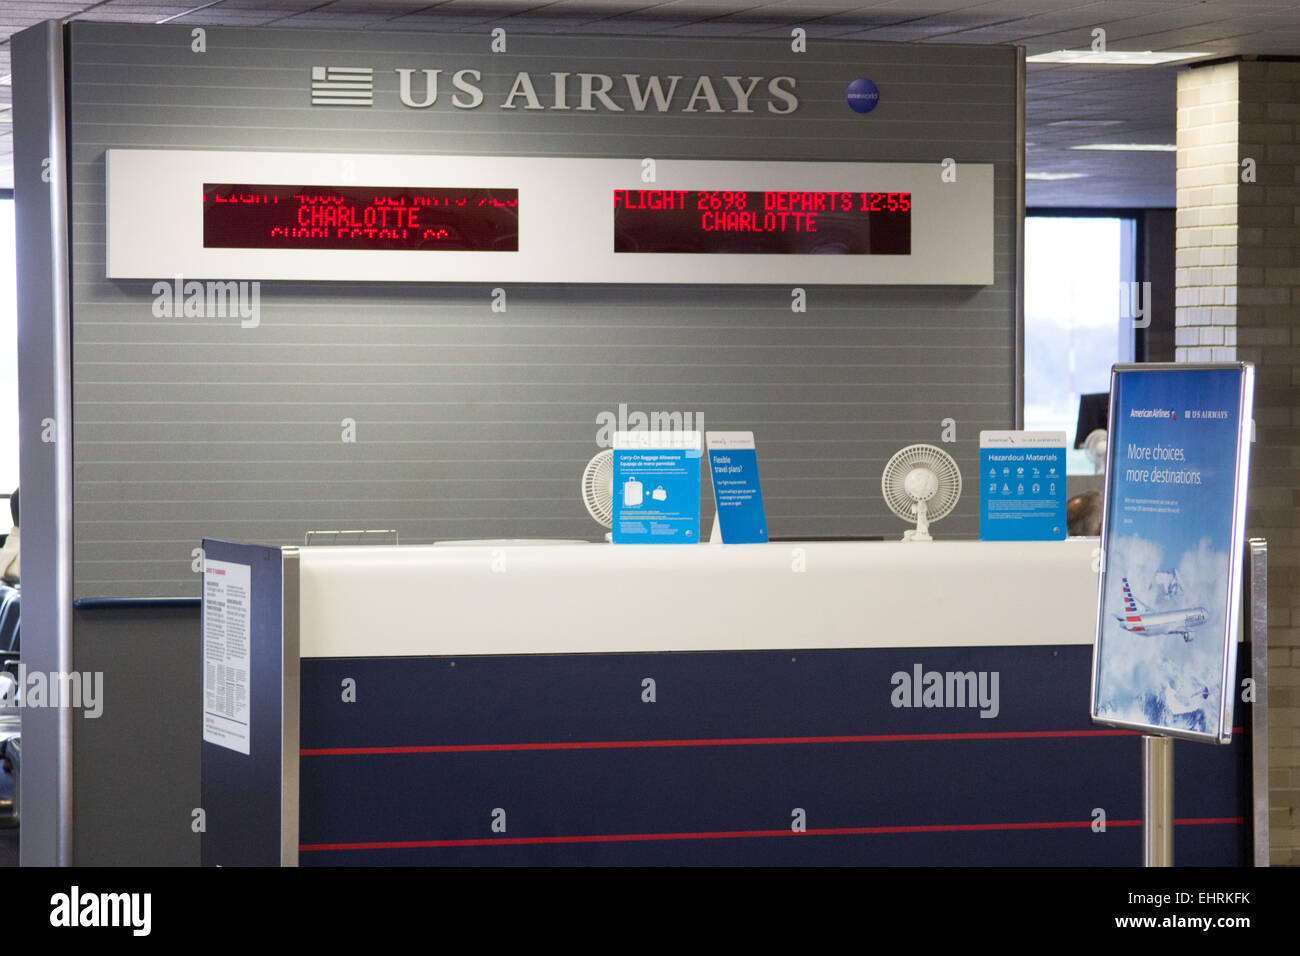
xmin=845 ymin=77 xmax=880 ymax=114
xmin=890 ymin=663 xmax=1000 ymax=719
xmin=49 ymin=886 xmax=151 ymax=936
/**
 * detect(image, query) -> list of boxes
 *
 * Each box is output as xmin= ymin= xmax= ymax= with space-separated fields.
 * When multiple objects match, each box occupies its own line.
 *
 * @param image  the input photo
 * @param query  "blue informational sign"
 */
xmin=978 ymin=431 xmax=1067 ymax=541
xmin=1091 ymin=364 xmax=1255 ymax=743
xmin=705 ymin=431 xmax=768 ymax=544
xmin=611 ymin=431 xmax=702 ymax=544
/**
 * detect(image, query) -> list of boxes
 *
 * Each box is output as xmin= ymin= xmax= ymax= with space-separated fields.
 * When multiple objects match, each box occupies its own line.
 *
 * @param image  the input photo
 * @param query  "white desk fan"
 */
xmin=1082 ymin=428 xmax=1108 ymax=474
xmin=881 ymin=444 xmax=962 ymax=541
xmin=581 ymin=449 xmax=614 ymax=538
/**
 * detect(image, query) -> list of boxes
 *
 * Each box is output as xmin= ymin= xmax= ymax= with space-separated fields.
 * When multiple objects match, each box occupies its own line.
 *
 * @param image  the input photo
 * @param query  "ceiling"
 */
xmin=2 ymin=1 xmax=1300 ymax=204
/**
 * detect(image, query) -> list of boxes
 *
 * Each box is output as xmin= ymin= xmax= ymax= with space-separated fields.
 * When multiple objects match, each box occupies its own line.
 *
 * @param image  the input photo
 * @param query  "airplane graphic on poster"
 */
xmin=1114 ymin=576 xmax=1208 ymax=643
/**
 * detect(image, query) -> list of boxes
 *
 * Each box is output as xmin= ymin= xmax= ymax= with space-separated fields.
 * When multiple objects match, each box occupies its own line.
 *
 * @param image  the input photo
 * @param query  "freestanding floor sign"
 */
xmin=1090 ymin=363 xmax=1255 ymax=865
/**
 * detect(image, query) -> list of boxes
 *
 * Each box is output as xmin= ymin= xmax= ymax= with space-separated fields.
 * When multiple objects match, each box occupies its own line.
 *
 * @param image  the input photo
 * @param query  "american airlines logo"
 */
xmin=307 ymin=66 xmax=799 ymax=114
xmin=311 ymin=66 xmax=374 ymax=106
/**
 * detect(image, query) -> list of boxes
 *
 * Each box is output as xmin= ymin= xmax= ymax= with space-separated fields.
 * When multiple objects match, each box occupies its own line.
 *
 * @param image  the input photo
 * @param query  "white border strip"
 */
xmin=107 ymin=149 xmax=994 ymax=285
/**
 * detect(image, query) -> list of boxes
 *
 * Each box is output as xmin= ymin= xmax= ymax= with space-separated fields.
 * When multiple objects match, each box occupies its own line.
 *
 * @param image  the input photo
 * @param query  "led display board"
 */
xmin=613 ymin=189 xmax=911 ymax=255
xmin=203 ymin=184 xmax=519 ymax=251
xmin=107 ymin=150 xmax=994 ymax=284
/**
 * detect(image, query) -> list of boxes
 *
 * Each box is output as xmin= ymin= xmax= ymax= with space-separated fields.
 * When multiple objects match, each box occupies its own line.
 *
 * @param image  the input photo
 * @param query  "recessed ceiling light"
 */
xmin=1070 ymin=144 xmax=1177 ymax=152
xmin=1046 ymin=120 xmax=1124 ymax=127
xmin=1027 ymin=50 xmax=1212 ymax=65
xmin=1025 ymin=172 xmax=1088 ymax=181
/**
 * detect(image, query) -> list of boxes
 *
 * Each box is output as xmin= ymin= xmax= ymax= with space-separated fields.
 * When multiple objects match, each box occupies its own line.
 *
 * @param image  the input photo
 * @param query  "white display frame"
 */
xmin=106 ymin=149 xmax=994 ymax=285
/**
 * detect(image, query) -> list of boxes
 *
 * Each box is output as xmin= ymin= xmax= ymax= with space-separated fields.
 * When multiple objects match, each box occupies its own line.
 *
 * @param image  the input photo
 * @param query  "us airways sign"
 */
xmin=311 ymin=65 xmax=800 ymax=114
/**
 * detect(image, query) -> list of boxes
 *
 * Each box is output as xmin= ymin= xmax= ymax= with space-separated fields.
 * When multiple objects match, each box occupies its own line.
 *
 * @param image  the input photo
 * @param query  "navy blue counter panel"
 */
xmin=201 ymin=539 xmax=287 ymax=867
xmin=297 ymin=644 xmax=1252 ymax=866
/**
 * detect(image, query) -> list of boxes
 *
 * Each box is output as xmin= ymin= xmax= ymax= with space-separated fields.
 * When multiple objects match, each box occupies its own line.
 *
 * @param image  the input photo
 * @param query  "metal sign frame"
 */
xmin=1090 ymin=362 xmax=1255 ymax=744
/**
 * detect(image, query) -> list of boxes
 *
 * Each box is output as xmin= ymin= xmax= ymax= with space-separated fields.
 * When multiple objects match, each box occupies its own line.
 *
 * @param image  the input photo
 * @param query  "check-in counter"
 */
xmin=200 ymin=539 xmax=1260 ymax=866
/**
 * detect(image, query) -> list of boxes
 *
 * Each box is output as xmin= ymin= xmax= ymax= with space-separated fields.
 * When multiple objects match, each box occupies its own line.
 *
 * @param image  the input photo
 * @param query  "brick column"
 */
xmin=1177 ymin=57 xmax=1300 ymax=866
xmin=1176 ymin=61 xmax=1239 ymax=362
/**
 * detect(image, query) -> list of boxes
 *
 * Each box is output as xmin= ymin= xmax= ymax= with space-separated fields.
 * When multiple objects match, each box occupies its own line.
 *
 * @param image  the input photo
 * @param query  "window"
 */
xmin=1024 ymin=214 xmax=1136 ymax=474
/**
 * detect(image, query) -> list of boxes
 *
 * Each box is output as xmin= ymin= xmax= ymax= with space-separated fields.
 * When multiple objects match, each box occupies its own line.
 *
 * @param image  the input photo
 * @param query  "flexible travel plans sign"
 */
xmin=1090 ymin=364 xmax=1255 ymax=744
xmin=706 ymin=431 xmax=769 ymax=543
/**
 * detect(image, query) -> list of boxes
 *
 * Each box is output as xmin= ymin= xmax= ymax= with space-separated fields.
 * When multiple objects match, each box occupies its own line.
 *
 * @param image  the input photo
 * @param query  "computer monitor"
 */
xmin=1074 ymin=392 xmax=1110 ymax=449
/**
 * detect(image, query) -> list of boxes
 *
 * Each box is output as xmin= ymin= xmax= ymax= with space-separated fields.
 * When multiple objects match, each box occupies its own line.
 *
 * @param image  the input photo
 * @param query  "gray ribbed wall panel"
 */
xmin=70 ymin=21 xmax=1018 ymax=598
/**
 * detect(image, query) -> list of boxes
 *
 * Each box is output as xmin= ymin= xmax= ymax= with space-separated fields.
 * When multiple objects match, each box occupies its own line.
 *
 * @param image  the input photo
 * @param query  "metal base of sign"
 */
xmin=1142 ymin=734 xmax=1175 ymax=866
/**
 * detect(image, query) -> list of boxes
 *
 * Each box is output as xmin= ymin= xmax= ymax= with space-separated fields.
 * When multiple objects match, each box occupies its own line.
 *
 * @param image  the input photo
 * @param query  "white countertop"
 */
xmin=296 ymin=539 xmax=1101 ymax=658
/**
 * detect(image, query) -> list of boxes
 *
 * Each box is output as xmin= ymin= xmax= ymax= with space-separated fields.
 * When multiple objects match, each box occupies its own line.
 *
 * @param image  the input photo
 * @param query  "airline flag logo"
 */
xmin=1123 ymin=580 xmax=1138 ymax=612
xmin=311 ymin=66 xmax=374 ymax=106
xmin=1122 ymin=577 xmax=1144 ymax=628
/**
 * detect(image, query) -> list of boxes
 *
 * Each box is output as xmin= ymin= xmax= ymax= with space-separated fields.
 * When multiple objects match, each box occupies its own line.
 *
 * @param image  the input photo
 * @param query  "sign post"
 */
xmin=1089 ymin=363 xmax=1254 ymax=865
xmin=1142 ymin=735 xmax=1175 ymax=866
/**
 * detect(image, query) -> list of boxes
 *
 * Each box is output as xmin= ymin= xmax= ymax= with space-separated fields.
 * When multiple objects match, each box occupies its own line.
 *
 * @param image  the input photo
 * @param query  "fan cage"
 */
xmin=880 ymin=444 xmax=963 ymax=523
xmin=582 ymin=449 xmax=615 ymax=528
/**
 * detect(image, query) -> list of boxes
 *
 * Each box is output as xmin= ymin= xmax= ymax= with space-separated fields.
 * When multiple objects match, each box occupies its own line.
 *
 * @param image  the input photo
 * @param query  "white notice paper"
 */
xmin=202 ymin=559 xmax=252 ymax=755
